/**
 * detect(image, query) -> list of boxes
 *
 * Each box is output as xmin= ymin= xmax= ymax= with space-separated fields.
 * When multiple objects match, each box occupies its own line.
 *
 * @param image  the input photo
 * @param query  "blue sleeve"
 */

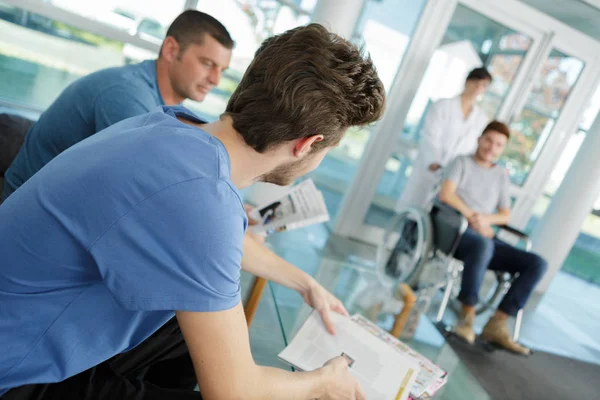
xmin=88 ymin=178 xmax=247 ymax=312
xmin=94 ymin=84 xmax=156 ymax=132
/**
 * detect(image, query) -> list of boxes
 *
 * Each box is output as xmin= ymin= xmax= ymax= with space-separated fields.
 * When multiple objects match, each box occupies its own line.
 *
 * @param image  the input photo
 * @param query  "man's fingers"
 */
xmin=355 ymin=383 xmax=367 ymax=400
xmin=333 ymin=302 xmax=350 ymax=317
xmin=320 ymin=308 xmax=336 ymax=335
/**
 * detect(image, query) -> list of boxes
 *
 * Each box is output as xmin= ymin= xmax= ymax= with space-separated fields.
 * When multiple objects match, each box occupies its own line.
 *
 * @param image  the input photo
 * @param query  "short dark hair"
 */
xmin=161 ymin=10 xmax=234 ymax=55
xmin=466 ymin=67 xmax=492 ymax=82
xmin=224 ymin=24 xmax=386 ymax=153
xmin=482 ymin=120 xmax=510 ymax=139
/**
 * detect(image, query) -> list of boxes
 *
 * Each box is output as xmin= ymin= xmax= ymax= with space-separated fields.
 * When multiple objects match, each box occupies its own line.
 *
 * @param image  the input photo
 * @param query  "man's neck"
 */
xmin=180 ymin=116 xmax=283 ymax=188
xmin=156 ymin=58 xmax=185 ymax=105
xmin=460 ymin=93 xmax=476 ymax=119
xmin=472 ymin=153 xmax=494 ymax=168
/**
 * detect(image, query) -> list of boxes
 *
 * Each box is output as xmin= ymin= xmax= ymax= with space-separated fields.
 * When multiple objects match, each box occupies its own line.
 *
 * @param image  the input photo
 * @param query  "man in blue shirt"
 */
xmin=0 ymin=24 xmax=386 ymax=399
xmin=3 ymin=10 xmax=233 ymax=200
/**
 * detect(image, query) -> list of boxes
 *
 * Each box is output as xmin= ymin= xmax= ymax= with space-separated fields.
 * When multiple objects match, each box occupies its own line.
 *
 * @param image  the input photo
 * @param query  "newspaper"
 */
xmin=248 ymin=179 xmax=329 ymax=236
xmin=351 ymin=315 xmax=448 ymax=399
xmin=278 ymin=311 xmax=419 ymax=400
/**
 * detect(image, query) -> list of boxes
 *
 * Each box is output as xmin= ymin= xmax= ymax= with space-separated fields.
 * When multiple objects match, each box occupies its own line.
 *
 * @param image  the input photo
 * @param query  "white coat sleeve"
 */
xmin=418 ymin=101 xmax=446 ymax=169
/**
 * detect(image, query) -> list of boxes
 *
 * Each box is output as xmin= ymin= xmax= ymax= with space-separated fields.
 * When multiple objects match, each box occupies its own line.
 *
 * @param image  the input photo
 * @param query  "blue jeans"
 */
xmin=453 ymin=228 xmax=548 ymax=317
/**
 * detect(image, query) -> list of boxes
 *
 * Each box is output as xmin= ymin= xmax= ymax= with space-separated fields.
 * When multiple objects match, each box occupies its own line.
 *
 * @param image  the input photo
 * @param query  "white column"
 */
xmin=310 ymin=0 xmax=366 ymax=39
xmin=531 ymin=112 xmax=600 ymax=293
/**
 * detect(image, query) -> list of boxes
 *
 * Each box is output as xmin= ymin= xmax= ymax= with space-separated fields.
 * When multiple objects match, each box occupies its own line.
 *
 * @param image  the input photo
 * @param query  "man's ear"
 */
xmin=160 ymin=36 xmax=181 ymax=62
xmin=293 ymin=135 xmax=324 ymax=157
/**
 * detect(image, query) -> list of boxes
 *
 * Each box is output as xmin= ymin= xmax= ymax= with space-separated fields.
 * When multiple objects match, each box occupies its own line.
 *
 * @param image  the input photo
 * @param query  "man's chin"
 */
xmin=190 ymin=92 xmax=207 ymax=103
xmin=261 ymin=173 xmax=297 ymax=187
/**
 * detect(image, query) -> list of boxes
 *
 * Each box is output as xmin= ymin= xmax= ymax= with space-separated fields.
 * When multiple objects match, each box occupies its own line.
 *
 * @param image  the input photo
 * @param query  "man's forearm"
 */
xmin=439 ymin=192 xmax=473 ymax=218
xmin=484 ymin=212 xmax=511 ymax=226
xmin=241 ymin=234 xmax=313 ymax=295
xmin=243 ymin=366 xmax=327 ymax=400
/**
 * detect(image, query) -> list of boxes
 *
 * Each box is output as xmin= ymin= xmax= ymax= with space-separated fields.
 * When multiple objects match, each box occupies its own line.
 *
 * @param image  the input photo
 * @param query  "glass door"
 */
xmin=334 ymin=0 xmax=552 ymax=243
xmin=362 ymin=3 xmax=540 ymax=230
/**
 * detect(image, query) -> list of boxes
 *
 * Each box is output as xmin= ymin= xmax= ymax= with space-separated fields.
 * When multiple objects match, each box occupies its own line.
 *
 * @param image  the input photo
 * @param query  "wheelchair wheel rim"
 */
xmin=378 ymin=207 xmax=432 ymax=286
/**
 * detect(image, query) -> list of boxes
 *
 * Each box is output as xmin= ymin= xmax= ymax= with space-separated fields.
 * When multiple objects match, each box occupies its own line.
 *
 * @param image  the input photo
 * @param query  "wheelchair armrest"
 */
xmin=430 ymin=199 xmax=468 ymax=257
xmin=497 ymin=225 xmax=528 ymax=239
xmin=496 ymin=225 xmax=532 ymax=251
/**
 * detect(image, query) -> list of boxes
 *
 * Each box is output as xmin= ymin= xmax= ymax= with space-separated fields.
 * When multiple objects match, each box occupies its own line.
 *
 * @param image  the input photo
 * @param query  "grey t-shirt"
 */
xmin=443 ymin=155 xmax=511 ymax=214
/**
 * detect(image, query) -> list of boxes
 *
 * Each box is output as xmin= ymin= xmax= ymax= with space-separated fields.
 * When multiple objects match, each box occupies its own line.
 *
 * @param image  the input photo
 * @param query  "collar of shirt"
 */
xmin=140 ymin=59 xmax=165 ymax=105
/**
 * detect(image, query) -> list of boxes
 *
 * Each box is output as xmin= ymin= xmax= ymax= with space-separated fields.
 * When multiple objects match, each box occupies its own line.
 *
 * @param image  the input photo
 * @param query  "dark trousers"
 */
xmin=454 ymin=228 xmax=548 ymax=317
xmin=2 ymin=317 xmax=201 ymax=400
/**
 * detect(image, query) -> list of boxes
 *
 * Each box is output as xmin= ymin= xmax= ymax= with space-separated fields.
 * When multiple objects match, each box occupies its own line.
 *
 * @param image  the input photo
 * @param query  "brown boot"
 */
xmin=454 ymin=308 xmax=476 ymax=344
xmin=482 ymin=315 xmax=531 ymax=355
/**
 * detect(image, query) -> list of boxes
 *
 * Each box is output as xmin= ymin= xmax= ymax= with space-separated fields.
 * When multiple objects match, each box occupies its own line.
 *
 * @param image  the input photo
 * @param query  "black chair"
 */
xmin=0 ymin=113 xmax=34 ymax=202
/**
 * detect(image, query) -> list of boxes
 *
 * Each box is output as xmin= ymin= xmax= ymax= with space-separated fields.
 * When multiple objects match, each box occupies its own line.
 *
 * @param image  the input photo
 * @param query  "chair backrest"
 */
xmin=429 ymin=200 xmax=468 ymax=257
xmin=0 ymin=113 xmax=34 ymax=176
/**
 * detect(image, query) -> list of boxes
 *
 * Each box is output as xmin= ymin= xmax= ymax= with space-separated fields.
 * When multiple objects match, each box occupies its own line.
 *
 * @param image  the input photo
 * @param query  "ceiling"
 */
xmin=520 ymin=0 xmax=600 ymax=41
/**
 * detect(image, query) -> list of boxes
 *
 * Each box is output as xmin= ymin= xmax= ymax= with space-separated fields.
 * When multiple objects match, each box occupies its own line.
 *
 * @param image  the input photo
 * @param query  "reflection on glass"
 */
xmin=51 ymin=0 xmax=185 ymax=39
xmin=0 ymin=2 xmax=131 ymax=110
xmin=479 ymin=33 xmax=530 ymax=120
xmin=504 ymin=50 xmax=584 ymax=185
xmin=363 ymin=4 xmax=532 ymax=229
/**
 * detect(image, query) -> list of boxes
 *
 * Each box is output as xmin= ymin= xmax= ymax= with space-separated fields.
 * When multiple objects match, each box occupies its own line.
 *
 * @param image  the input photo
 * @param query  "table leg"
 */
xmin=245 ymin=277 xmax=268 ymax=327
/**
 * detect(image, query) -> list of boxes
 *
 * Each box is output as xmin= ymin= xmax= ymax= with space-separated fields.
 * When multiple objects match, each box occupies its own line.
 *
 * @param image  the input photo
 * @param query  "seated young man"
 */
xmin=0 ymin=24 xmax=385 ymax=399
xmin=438 ymin=121 xmax=547 ymax=355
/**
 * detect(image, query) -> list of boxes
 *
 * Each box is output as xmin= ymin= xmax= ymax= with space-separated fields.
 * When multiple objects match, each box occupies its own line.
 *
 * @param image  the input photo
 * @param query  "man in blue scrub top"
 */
xmin=3 ymin=10 xmax=233 ymax=200
xmin=0 ymin=24 xmax=386 ymax=399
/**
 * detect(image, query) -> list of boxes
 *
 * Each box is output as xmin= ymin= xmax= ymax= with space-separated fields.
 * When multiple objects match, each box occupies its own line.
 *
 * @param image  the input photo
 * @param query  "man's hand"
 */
xmin=468 ymin=213 xmax=494 ymax=238
xmin=320 ymin=357 xmax=366 ymax=400
xmin=301 ymin=280 xmax=349 ymax=335
xmin=244 ymin=203 xmax=260 ymax=226
xmin=428 ymin=162 xmax=442 ymax=172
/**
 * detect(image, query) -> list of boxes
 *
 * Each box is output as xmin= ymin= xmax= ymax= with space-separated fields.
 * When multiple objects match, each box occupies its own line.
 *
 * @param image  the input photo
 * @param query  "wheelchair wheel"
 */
xmin=376 ymin=207 xmax=433 ymax=287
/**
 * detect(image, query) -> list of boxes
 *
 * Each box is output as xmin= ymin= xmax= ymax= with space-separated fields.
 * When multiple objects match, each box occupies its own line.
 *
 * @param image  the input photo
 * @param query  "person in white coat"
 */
xmin=396 ymin=67 xmax=493 ymax=211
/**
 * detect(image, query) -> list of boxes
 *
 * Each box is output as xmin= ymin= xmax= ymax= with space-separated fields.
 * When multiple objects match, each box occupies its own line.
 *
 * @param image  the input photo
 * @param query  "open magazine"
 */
xmin=278 ymin=311 xmax=420 ymax=400
xmin=350 ymin=315 xmax=448 ymax=399
xmin=248 ymin=179 xmax=329 ymax=236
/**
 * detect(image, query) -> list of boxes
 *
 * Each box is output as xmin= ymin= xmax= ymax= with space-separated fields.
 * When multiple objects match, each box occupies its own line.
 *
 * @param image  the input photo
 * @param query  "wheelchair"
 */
xmin=376 ymin=200 xmax=531 ymax=340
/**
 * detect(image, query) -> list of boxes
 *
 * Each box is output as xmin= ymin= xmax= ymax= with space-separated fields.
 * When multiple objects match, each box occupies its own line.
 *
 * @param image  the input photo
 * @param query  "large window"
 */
xmin=361 ymin=4 xmax=534 ymax=228
xmin=50 ymin=0 xmax=185 ymax=40
xmin=504 ymin=50 xmax=584 ymax=185
xmin=527 ymin=83 xmax=600 ymax=284
xmin=0 ymin=1 xmax=154 ymax=111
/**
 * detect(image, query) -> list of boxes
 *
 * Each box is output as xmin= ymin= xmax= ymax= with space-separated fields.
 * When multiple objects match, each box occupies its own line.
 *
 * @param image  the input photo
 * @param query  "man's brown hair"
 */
xmin=161 ymin=10 xmax=234 ymax=55
xmin=467 ymin=67 xmax=492 ymax=82
xmin=224 ymin=24 xmax=386 ymax=153
xmin=482 ymin=120 xmax=511 ymax=139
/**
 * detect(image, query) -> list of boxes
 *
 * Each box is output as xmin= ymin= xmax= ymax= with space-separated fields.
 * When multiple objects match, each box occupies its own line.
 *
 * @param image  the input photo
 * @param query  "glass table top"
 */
xmin=249 ymin=230 xmax=490 ymax=400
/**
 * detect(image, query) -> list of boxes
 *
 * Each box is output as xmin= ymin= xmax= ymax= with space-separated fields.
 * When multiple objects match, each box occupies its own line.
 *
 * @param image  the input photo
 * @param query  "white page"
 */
xmin=351 ymin=315 xmax=447 ymax=398
xmin=279 ymin=312 xmax=419 ymax=400
xmin=248 ymin=179 xmax=329 ymax=236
